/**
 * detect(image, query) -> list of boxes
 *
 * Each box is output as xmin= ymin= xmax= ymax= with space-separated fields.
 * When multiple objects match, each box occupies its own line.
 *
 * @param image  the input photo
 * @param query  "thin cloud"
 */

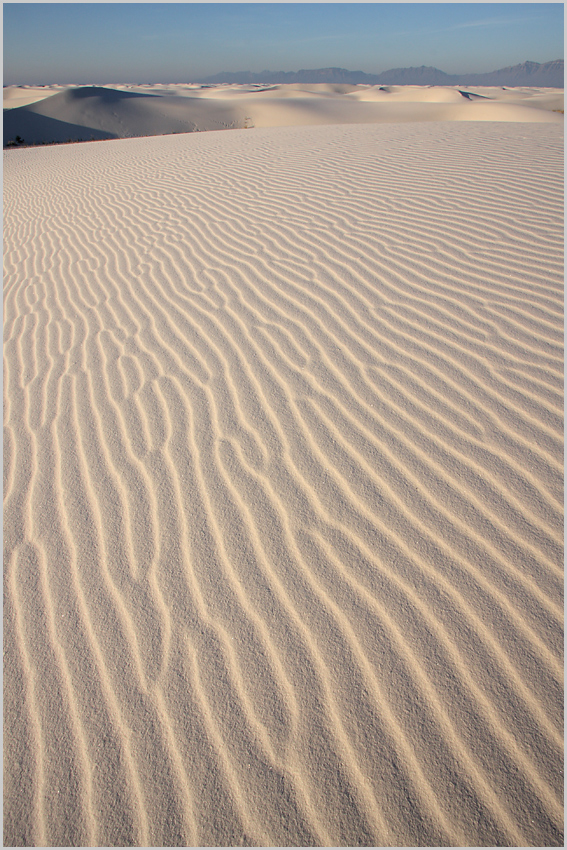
xmin=391 ymin=15 xmax=542 ymax=38
xmin=443 ymin=15 xmax=541 ymax=31
xmin=284 ymin=32 xmax=356 ymax=45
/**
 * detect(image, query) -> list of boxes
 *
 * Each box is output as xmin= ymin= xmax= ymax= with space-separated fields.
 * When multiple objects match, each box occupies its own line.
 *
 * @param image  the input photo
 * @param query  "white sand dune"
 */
xmin=3 ymin=84 xmax=72 ymax=109
xmin=4 ymin=82 xmax=563 ymax=145
xmin=3 ymin=118 xmax=564 ymax=846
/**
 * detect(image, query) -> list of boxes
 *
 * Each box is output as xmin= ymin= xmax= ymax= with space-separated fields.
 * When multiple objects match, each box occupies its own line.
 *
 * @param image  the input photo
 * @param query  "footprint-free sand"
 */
xmin=3 ymin=92 xmax=564 ymax=846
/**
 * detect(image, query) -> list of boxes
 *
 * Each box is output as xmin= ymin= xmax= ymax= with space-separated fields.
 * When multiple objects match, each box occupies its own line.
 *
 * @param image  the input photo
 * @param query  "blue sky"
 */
xmin=3 ymin=3 xmax=564 ymax=85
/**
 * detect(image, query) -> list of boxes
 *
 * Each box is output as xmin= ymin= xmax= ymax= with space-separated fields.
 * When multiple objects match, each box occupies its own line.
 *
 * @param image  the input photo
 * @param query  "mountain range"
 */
xmin=198 ymin=60 xmax=564 ymax=88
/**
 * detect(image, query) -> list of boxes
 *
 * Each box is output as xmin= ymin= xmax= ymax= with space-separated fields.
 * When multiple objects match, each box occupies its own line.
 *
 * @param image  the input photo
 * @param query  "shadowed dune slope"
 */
xmin=3 ymin=109 xmax=119 ymax=144
xmin=3 ymin=122 xmax=564 ymax=846
xmin=4 ymin=83 xmax=563 ymax=145
xmin=4 ymin=86 xmax=245 ymax=144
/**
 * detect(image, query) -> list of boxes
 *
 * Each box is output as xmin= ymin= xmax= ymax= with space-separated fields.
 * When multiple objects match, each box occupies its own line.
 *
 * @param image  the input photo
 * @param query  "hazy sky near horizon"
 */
xmin=3 ymin=3 xmax=564 ymax=85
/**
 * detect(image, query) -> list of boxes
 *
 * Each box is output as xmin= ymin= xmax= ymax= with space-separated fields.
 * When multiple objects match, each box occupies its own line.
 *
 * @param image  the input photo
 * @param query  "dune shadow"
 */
xmin=458 ymin=90 xmax=490 ymax=100
xmin=4 ymin=108 xmax=118 ymax=146
xmin=60 ymin=86 xmax=156 ymax=102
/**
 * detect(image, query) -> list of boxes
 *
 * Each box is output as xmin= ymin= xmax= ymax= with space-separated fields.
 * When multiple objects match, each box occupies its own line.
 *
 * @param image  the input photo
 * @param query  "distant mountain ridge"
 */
xmin=198 ymin=60 xmax=564 ymax=88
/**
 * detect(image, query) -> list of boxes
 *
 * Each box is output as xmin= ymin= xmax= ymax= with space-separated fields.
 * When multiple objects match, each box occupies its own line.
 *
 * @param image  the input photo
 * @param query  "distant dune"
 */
xmin=4 ymin=113 xmax=563 ymax=845
xmin=4 ymin=81 xmax=564 ymax=146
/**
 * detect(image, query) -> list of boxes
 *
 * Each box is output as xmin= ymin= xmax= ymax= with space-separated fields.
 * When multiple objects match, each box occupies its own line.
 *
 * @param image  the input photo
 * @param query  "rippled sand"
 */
xmin=3 ymin=121 xmax=563 ymax=846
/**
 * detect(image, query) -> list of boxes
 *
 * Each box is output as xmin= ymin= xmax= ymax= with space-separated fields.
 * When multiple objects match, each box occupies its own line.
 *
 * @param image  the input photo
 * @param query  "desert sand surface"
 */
xmin=3 ymin=82 xmax=563 ymax=145
xmin=3 ymin=112 xmax=564 ymax=847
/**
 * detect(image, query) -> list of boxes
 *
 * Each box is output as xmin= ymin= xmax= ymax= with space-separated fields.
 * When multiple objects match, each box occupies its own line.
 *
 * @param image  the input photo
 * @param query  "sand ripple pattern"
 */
xmin=4 ymin=123 xmax=563 ymax=846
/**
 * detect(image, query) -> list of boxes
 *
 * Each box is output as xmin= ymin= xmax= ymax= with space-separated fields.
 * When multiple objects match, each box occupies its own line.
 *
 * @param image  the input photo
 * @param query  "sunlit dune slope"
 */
xmin=4 ymin=82 xmax=563 ymax=145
